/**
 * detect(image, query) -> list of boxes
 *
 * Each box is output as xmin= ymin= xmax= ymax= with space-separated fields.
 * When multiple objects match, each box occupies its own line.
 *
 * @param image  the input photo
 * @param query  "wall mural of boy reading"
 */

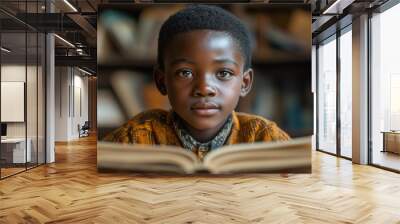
xmin=97 ymin=4 xmax=312 ymax=174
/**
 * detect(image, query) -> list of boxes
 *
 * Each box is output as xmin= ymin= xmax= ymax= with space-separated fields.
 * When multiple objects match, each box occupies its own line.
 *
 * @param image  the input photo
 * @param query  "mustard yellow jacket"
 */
xmin=103 ymin=109 xmax=290 ymax=159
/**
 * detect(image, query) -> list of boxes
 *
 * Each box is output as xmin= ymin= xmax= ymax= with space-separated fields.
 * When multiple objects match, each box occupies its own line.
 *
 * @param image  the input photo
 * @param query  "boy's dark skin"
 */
xmin=154 ymin=30 xmax=254 ymax=143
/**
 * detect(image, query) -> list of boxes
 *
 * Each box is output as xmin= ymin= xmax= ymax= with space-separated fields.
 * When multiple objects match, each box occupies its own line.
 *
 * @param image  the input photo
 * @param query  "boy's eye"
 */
xmin=177 ymin=69 xmax=193 ymax=79
xmin=216 ymin=70 xmax=234 ymax=80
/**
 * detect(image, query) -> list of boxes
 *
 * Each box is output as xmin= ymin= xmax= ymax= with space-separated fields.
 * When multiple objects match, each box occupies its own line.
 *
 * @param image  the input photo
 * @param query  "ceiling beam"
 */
xmin=55 ymin=55 xmax=96 ymax=70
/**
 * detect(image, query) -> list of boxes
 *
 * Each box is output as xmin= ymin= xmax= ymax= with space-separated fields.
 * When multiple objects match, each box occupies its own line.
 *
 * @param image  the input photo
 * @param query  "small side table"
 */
xmin=381 ymin=131 xmax=400 ymax=154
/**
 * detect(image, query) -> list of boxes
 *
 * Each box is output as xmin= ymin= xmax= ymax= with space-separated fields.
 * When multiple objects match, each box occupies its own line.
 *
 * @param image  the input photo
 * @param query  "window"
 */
xmin=317 ymin=36 xmax=337 ymax=154
xmin=371 ymin=2 xmax=400 ymax=171
xmin=339 ymin=28 xmax=352 ymax=158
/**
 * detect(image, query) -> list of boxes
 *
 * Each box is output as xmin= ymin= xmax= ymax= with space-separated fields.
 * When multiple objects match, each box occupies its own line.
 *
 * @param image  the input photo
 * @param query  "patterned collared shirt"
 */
xmin=172 ymin=113 xmax=233 ymax=160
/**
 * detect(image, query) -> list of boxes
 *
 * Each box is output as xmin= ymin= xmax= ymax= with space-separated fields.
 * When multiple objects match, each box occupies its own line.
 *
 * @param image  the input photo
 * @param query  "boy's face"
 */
xmin=155 ymin=30 xmax=253 ymax=136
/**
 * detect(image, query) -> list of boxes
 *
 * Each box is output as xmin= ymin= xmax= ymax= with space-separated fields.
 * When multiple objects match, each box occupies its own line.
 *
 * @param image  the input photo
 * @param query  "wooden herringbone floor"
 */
xmin=1 ymin=136 xmax=400 ymax=224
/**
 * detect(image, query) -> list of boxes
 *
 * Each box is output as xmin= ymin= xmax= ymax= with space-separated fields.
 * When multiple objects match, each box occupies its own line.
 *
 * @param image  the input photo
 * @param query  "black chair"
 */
xmin=79 ymin=121 xmax=90 ymax=138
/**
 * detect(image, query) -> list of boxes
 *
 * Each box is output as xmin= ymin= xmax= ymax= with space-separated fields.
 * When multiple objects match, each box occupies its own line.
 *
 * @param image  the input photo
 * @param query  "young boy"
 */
xmin=104 ymin=5 xmax=290 ymax=160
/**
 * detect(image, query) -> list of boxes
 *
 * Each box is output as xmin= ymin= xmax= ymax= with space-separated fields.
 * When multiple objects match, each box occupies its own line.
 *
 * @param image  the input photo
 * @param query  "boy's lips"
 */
xmin=191 ymin=102 xmax=220 ymax=116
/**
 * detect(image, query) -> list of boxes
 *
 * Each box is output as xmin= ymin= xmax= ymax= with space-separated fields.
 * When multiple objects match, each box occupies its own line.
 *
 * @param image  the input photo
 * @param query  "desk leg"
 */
xmin=382 ymin=133 xmax=386 ymax=153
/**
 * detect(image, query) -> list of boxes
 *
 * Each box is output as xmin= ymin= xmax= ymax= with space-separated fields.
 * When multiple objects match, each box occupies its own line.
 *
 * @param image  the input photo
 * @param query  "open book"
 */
xmin=97 ymin=137 xmax=311 ymax=174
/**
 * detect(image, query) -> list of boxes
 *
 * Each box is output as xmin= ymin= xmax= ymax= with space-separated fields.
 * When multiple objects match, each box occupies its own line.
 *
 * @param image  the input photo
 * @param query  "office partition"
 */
xmin=0 ymin=0 xmax=47 ymax=179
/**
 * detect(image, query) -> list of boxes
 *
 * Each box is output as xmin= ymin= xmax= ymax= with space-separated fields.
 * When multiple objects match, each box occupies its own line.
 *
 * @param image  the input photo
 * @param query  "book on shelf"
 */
xmin=97 ymin=137 xmax=311 ymax=174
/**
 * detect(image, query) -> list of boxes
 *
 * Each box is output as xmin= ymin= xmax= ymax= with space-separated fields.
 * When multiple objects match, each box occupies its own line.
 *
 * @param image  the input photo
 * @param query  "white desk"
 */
xmin=1 ymin=138 xmax=31 ymax=163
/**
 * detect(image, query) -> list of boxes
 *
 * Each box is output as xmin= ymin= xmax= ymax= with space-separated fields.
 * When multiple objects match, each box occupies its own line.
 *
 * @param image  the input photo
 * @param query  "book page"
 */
xmin=203 ymin=137 xmax=311 ymax=174
xmin=98 ymin=142 xmax=200 ymax=174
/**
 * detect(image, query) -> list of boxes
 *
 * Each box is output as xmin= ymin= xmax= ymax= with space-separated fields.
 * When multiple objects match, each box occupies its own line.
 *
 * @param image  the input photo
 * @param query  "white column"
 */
xmin=352 ymin=14 xmax=369 ymax=164
xmin=46 ymin=1 xmax=55 ymax=163
xmin=46 ymin=33 xmax=55 ymax=163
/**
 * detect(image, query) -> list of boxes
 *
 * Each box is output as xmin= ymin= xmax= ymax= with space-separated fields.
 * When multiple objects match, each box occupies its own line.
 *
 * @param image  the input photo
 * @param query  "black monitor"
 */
xmin=1 ymin=123 xmax=7 ymax=137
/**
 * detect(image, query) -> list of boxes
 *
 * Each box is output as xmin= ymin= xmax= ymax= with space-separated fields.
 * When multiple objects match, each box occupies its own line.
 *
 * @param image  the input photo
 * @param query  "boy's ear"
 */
xmin=240 ymin=68 xmax=254 ymax=97
xmin=153 ymin=66 xmax=167 ymax=95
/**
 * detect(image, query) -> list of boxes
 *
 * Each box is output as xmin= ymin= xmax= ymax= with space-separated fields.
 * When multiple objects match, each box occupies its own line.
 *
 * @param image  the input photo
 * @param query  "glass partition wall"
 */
xmin=0 ymin=2 xmax=46 ymax=179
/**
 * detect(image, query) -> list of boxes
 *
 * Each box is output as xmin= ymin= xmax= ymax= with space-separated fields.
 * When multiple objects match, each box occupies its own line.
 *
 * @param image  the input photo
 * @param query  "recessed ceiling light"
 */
xmin=323 ymin=0 xmax=354 ymax=15
xmin=63 ymin=0 xmax=78 ymax=12
xmin=78 ymin=67 xmax=93 ymax=76
xmin=1 ymin=47 xmax=11 ymax=53
xmin=54 ymin=34 xmax=75 ymax=48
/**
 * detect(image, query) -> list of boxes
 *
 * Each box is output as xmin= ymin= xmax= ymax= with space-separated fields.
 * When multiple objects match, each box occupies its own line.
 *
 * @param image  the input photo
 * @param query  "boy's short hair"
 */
xmin=157 ymin=4 xmax=252 ymax=70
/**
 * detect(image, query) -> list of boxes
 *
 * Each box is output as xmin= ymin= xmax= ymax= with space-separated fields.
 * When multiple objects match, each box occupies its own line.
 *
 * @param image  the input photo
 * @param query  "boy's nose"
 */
xmin=192 ymin=75 xmax=216 ymax=97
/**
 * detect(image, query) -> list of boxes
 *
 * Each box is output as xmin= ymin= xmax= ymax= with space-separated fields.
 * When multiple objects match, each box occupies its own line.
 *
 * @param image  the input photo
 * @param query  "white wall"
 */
xmin=55 ymin=67 xmax=89 ymax=141
xmin=55 ymin=66 xmax=69 ymax=141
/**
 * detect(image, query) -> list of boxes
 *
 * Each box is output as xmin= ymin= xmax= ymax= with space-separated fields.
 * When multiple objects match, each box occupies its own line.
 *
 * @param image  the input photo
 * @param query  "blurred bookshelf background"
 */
xmin=97 ymin=4 xmax=312 ymax=139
